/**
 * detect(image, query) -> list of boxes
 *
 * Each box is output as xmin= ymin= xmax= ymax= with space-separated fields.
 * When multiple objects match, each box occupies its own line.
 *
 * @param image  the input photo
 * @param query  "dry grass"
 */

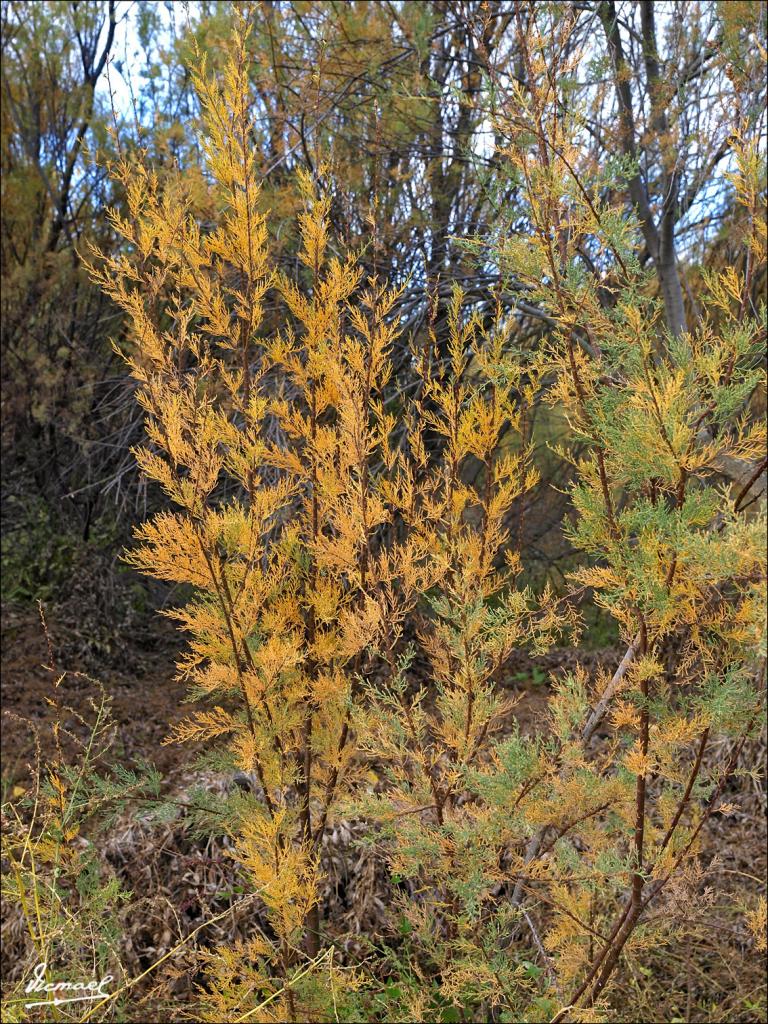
xmin=3 ymin=733 xmax=765 ymax=1023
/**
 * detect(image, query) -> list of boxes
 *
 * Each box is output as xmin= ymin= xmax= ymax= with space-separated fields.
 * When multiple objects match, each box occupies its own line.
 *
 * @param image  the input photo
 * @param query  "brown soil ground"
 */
xmin=1 ymin=602 xmax=198 ymax=784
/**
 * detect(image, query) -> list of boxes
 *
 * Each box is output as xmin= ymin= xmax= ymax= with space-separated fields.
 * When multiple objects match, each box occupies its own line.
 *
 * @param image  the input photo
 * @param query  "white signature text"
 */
xmin=24 ymin=962 xmax=114 ymax=1008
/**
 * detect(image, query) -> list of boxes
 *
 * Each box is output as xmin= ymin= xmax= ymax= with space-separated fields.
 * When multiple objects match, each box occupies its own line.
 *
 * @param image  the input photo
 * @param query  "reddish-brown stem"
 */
xmin=561 ymin=714 xmax=758 ymax=1021
xmin=734 ymin=456 xmax=767 ymax=513
xmin=658 ymin=727 xmax=710 ymax=853
xmin=312 ymin=718 xmax=350 ymax=848
xmin=196 ymin=531 xmax=276 ymax=818
xmin=643 ymin=713 xmax=759 ymax=910
xmin=539 ymin=801 xmax=616 ymax=855
xmin=561 ymin=625 xmax=650 ymax=1014
xmin=312 ymin=292 xmax=378 ymax=847
xmin=300 ymin=339 xmax=321 ymax=957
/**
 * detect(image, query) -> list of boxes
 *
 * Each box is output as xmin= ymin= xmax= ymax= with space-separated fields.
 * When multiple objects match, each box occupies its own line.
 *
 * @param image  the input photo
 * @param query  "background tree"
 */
xmin=1 ymin=0 xmax=125 ymax=555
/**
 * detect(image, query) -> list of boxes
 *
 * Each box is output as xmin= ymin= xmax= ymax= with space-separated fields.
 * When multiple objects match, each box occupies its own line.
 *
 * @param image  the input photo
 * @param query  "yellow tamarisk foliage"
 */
xmin=85 ymin=21 xmax=404 ymax=1020
xmin=84 ymin=8 xmax=765 ymax=1024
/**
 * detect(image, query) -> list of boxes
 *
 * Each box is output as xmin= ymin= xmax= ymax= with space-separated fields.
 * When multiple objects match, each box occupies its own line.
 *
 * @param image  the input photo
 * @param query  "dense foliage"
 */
xmin=2 ymin=2 xmax=766 ymax=1023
